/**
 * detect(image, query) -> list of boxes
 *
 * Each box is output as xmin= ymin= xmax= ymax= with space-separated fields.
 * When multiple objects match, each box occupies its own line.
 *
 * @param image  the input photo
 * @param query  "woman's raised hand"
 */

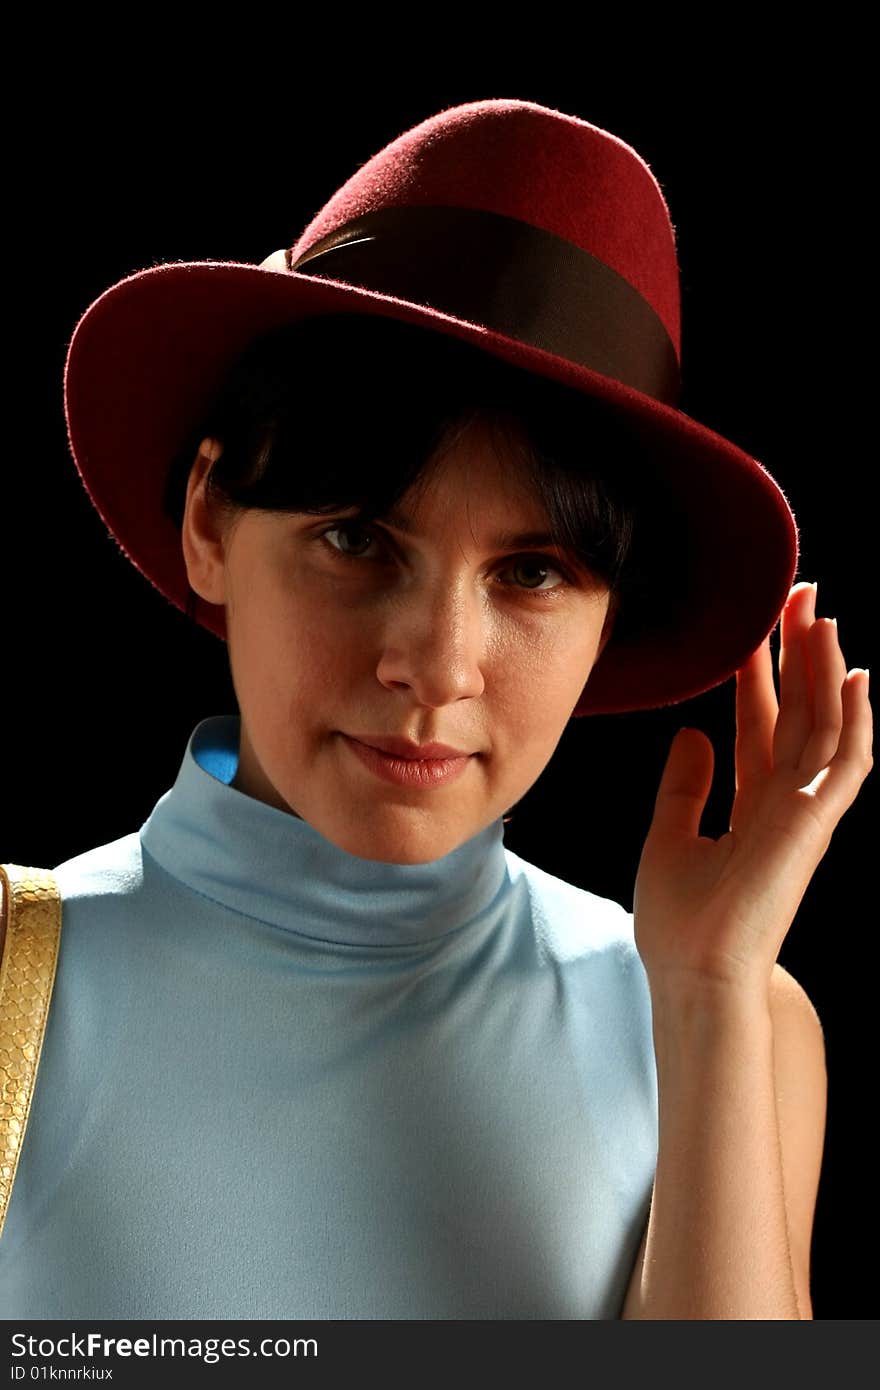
xmin=632 ymin=581 xmax=873 ymax=994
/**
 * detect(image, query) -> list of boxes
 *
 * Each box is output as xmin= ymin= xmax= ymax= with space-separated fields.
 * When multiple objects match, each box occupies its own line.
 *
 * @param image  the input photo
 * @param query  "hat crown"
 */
xmin=287 ymin=99 xmax=681 ymax=358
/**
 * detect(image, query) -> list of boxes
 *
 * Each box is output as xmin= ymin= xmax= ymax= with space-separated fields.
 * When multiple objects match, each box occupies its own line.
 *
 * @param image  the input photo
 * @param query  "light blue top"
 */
xmin=0 ymin=715 xmax=658 ymax=1320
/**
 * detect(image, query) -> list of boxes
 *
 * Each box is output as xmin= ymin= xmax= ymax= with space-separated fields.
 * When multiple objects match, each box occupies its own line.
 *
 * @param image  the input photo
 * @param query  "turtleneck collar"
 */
xmin=139 ymin=714 xmax=512 ymax=950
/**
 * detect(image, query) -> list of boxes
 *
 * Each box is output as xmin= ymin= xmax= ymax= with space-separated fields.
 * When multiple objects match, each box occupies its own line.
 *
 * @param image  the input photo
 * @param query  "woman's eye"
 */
xmin=320 ymin=521 xmax=379 ymax=560
xmin=319 ymin=522 xmax=570 ymax=595
xmin=498 ymin=556 xmax=568 ymax=593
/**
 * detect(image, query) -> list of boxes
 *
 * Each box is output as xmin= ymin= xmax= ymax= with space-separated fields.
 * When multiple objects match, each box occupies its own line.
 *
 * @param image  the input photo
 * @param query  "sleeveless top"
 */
xmin=0 ymin=715 xmax=658 ymax=1320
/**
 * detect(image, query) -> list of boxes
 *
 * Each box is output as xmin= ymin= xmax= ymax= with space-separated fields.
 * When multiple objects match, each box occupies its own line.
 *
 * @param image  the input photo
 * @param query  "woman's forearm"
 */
xmin=627 ymin=979 xmax=802 ymax=1320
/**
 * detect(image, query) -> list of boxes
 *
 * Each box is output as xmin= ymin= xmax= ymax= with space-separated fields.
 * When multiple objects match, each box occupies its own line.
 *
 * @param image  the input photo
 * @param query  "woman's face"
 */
xmin=182 ymin=416 xmax=616 ymax=864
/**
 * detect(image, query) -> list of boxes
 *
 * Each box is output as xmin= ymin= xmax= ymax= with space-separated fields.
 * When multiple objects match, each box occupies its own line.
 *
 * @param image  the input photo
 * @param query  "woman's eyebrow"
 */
xmin=378 ymin=503 xmax=559 ymax=552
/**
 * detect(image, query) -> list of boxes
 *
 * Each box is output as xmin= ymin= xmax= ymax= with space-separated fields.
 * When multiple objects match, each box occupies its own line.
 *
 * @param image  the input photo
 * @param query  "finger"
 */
xmin=649 ymin=727 xmax=715 ymax=839
xmin=735 ymin=632 xmax=778 ymax=790
xmin=796 ymin=617 xmax=849 ymax=782
xmin=806 ymin=669 xmax=873 ymax=817
xmin=773 ymin=582 xmax=817 ymax=768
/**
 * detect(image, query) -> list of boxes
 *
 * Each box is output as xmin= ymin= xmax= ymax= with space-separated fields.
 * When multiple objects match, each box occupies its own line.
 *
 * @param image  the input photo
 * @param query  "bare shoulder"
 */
xmin=767 ymin=961 xmax=827 ymax=1133
xmin=770 ymin=961 xmax=824 ymax=1027
xmin=768 ymin=961 xmax=828 ymax=1319
xmin=768 ymin=962 xmax=827 ymax=1100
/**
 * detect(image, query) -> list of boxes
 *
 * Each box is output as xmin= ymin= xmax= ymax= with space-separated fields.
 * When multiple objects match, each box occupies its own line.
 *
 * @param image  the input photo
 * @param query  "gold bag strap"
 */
xmin=0 ymin=863 xmax=62 ymax=1238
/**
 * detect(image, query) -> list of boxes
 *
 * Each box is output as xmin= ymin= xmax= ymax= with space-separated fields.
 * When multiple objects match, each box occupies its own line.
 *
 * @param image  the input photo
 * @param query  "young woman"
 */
xmin=0 ymin=99 xmax=871 ymax=1321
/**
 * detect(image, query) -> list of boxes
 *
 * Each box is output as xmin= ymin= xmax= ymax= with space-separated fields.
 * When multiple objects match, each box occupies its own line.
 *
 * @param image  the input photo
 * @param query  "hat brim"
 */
xmin=63 ymin=260 xmax=799 ymax=716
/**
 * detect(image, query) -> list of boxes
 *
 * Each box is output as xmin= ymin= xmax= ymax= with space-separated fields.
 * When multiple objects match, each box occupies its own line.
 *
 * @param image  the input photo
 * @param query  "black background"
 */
xmin=3 ymin=57 xmax=874 ymax=1320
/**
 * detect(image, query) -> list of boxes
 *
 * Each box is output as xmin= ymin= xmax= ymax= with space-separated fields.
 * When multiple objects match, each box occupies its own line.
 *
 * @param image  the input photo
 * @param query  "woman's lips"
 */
xmin=342 ymin=735 xmax=473 ymax=788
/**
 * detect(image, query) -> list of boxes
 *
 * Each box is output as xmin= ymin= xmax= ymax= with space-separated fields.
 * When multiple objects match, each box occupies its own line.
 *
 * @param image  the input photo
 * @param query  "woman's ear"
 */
xmin=181 ymin=438 xmax=228 ymax=606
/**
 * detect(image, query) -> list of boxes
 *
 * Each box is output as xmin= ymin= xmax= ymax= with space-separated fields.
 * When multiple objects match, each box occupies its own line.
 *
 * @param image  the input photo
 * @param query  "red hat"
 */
xmin=63 ymin=97 xmax=798 ymax=717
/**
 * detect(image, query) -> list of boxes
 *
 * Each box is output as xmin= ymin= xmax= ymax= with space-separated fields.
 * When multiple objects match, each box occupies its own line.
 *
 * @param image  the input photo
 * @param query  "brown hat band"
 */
xmin=289 ymin=204 xmax=682 ymax=408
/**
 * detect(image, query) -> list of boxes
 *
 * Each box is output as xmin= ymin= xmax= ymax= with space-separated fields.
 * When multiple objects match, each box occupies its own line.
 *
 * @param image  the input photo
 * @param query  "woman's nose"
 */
xmin=374 ymin=580 xmax=487 ymax=707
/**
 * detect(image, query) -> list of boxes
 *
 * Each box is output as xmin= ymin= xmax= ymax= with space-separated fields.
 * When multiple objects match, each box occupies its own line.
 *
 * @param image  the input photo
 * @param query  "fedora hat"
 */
xmin=63 ymin=97 xmax=799 ymax=717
